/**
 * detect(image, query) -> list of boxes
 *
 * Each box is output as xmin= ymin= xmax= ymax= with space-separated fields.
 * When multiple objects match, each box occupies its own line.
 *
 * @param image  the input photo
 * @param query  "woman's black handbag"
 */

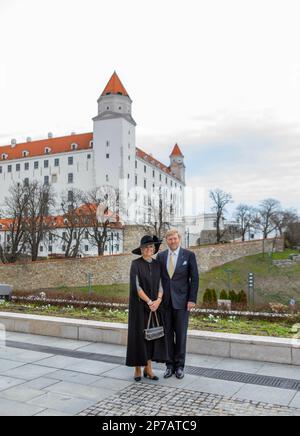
xmin=144 ymin=311 xmax=165 ymax=341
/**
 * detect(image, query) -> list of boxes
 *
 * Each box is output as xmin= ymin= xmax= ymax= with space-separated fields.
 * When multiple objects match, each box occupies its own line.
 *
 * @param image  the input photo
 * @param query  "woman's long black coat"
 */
xmin=126 ymin=257 xmax=169 ymax=367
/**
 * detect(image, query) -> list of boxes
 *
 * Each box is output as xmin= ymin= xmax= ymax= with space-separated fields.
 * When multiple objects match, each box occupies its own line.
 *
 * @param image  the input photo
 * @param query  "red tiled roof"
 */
xmin=0 ymin=131 xmax=182 ymax=182
xmin=136 ymin=147 xmax=171 ymax=175
xmin=170 ymin=143 xmax=184 ymax=157
xmin=101 ymin=71 xmax=130 ymax=98
xmin=0 ymin=205 xmax=123 ymax=231
xmin=0 ymin=218 xmax=12 ymax=231
xmin=0 ymin=132 xmax=93 ymax=162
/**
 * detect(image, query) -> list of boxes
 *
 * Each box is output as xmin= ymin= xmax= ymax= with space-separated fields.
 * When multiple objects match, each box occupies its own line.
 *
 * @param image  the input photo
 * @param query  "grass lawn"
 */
xmin=0 ymin=302 xmax=297 ymax=339
xmin=199 ymin=249 xmax=300 ymax=306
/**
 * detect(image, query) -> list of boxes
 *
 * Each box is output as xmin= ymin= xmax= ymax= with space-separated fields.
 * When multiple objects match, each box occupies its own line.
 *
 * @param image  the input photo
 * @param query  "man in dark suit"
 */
xmin=157 ymin=229 xmax=199 ymax=379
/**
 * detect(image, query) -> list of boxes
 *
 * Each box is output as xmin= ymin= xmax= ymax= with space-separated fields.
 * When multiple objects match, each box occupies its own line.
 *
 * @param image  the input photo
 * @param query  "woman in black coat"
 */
xmin=126 ymin=235 xmax=169 ymax=381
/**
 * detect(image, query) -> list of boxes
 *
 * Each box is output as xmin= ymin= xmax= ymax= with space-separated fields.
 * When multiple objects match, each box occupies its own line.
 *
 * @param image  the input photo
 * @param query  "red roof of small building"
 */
xmin=101 ymin=71 xmax=130 ymax=98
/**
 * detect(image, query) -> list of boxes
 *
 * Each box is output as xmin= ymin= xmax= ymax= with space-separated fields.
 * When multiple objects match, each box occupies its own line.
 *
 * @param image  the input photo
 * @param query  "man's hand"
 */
xmin=187 ymin=302 xmax=196 ymax=312
xmin=150 ymin=299 xmax=161 ymax=312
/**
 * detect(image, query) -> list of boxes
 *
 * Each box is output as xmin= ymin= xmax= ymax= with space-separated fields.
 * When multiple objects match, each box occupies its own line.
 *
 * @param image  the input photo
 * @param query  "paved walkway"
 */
xmin=0 ymin=331 xmax=299 ymax=416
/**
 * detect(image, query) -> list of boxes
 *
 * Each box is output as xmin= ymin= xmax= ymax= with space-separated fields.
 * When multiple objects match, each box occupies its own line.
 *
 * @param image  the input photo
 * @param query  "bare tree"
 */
xmin=0 ymin=183 xmax=30 ymax=263
xmin=147 ymin=188 xmax=172 ymax=238
xmin=254 ymin=198 xmax=281 ymax=239
xmin=235 ymin=204 xmax=256 ymax=241
xmin=272 ymin=208 xmax=299 ymax=237
xmin=53 ymin=189 xmax=87 ymax=258
xmin=23 ymin=181 xmax=56 ymax=261
xmin=82 ymin=186 xmax=121 ymax=256
xmin=210 ymin=189 xmax=233 ymax=243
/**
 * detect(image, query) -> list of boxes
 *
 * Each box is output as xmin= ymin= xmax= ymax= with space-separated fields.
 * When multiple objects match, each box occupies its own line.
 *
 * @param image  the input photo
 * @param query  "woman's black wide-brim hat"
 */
xmin=132 ymin=235 xmax=163 ymax=256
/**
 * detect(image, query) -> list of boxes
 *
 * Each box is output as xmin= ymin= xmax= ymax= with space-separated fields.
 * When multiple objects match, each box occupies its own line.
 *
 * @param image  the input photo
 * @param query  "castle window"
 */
xmin=16 ymin=164 xmax=20 ymax=172
xmin=44 ymin=176 xmax=49 ymax=185
xmin=119 ymin=106 xmax=122 ymax=110
xmin=68 ymin=191 xmax=73 ymax=202
xmin=2 ymin=154 xmax=8 ymax=160
xmin=45 ymin=147 xmax=51 ymax=154
xmin=87 ymin=154 xmax=91 ymax=159
xmin=68 ymin=173 xmax=74 ymax=184
xmin=23 ymin=150 xmax=29 ymax=157
xmin=44 ymin=160 xmax=49 ymax=168
xmin=106 ymin=107 xmax=110 ymax=110
xmin=24 ymin=162 xmax=29 ymax=171
xmin=144 ymin=165 xmax=146 ymax=173
xmin=8 ymin=165 xmax=12 ymax=173
xmin=68 ymin=156 xmax=73 ymax=166
xmin=0 ymin=167 xmax=2 ymax=174
xmin=106 ymin=175 xmax=109 ymax=182
xmin=24 ymin=178 xmax=29 ymax=187
xmin=117 ymin=92 xmax=122 ymax=96
xmin=71 ymin=143 xmax=78 ymax=151
xmin=89 ymin=141 xmax=93 ymax=148
xmin=34 ymin=161 xmax=39 ymax=169
xmin=51 ymin=174 xmax=58 ymax=184
xmin=55 ymin=158 xmax=59 ymax=167
xmin=106 ymin=154 xmax=110 ymax=159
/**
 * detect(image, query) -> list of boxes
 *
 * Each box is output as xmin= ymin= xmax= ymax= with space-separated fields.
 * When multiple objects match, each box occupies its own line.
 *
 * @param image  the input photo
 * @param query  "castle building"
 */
xmin=0 ymin=72 xmax=185 ymax=225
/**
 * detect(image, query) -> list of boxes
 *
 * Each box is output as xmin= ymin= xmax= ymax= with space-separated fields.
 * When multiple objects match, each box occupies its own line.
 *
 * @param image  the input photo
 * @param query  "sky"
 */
xmin=0 ymin=0 xmax=299 ymax=217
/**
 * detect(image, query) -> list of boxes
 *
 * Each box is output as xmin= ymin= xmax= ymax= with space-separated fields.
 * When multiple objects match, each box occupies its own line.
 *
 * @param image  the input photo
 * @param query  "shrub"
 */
xmin=211 ymin=289 xmax=218 ymax=303
xmin=219 ymin=289 xmax=229 ymax=300
xmin=203 ymin=288 xmax=218 ymax=304
xmin=238 ymin=290 xmax=248 ymax=306
xmin=228 ymin=290 xmax=238 ymax=303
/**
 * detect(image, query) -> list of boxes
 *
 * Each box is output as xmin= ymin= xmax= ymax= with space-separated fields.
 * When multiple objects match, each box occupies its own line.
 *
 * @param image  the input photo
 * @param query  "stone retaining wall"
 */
xmin=0 ymin=238 xmax=284 ymax=291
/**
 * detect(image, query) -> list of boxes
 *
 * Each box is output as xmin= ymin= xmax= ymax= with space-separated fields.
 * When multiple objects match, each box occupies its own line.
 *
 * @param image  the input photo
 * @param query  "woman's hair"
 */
xmin=165 ymin=229 xmax=181 ymax=240
xmin=141 ymin=244 xmax=155 ymax=255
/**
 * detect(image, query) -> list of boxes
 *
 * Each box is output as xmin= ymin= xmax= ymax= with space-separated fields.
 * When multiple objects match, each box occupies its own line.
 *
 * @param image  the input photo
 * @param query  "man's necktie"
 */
xmin=168 ymin=253 xmax=175 ymax=278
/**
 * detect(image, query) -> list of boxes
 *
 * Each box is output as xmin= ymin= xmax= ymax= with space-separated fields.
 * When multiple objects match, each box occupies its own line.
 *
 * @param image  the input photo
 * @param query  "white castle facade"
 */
xmin=0 ymin=72 xmax=185 ymax=226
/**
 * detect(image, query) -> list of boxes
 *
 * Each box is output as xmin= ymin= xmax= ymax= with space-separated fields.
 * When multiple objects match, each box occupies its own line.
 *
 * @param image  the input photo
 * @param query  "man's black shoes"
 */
xmin=175 ymin=368 xmax=184 ymax=379
xmin=164 ymin=368 xmax=173 ymax=379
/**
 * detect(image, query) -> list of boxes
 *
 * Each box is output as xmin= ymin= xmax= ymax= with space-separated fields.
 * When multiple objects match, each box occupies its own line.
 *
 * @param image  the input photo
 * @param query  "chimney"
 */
xmin=71 ymin=132 xmax=76 ymax=136
xmin=48 ymin=132 xmax=53 ymax=139
xmin=26 ymin=137 xmax=32 ymax=143
xmin=11 ymin=139 xmax=17 ymax=148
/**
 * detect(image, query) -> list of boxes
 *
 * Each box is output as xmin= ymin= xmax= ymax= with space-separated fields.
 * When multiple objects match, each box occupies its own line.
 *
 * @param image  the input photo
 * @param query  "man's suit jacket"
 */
xmin=157 ymin=247 xmax=199 ymax=310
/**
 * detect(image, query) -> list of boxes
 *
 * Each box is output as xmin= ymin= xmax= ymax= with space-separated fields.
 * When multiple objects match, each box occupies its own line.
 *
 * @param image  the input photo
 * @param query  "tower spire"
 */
xmin=101 ymin=71 xmax=130 ymax=98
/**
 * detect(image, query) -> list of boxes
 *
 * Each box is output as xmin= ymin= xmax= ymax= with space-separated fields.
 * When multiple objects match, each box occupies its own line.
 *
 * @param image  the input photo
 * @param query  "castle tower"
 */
xmin=92 ymin=72 xmax=137 ymax=192
xmin=170 ymin=143 xmax=185 ymax=183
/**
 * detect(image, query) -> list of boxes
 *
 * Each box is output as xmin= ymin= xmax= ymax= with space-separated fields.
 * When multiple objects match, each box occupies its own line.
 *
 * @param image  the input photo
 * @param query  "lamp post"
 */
xmin=224 ymin=268 xmax=233 ymax=292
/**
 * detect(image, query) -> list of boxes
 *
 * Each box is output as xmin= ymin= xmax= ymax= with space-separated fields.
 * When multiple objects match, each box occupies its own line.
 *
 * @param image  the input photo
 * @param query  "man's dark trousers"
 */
xmin=165 ymin=305 xmax=189 ymax=370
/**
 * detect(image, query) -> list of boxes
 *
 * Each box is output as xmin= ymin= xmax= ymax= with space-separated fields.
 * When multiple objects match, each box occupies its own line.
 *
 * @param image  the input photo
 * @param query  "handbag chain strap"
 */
xmin=147 ymin=311 xmax=160 ymax=329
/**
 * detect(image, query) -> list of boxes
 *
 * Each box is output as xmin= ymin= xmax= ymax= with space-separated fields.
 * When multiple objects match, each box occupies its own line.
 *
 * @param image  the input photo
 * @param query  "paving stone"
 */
xmin=0 ymin=386 xmax=45 ymax=402
xmin=78 ymin=383 xmax=300 ymax=417
xmin=28 ymin=391 xmax=95 ymax=414
xmin=0 ymin=398 xmax=44 ymax=416
xmin=1 ymin=364 xmax=57 ymax=380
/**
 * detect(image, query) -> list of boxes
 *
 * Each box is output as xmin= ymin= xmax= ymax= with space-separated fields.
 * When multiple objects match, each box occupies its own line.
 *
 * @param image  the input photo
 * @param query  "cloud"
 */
xmin=139 ymin=110 xmax=300 ymax=216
